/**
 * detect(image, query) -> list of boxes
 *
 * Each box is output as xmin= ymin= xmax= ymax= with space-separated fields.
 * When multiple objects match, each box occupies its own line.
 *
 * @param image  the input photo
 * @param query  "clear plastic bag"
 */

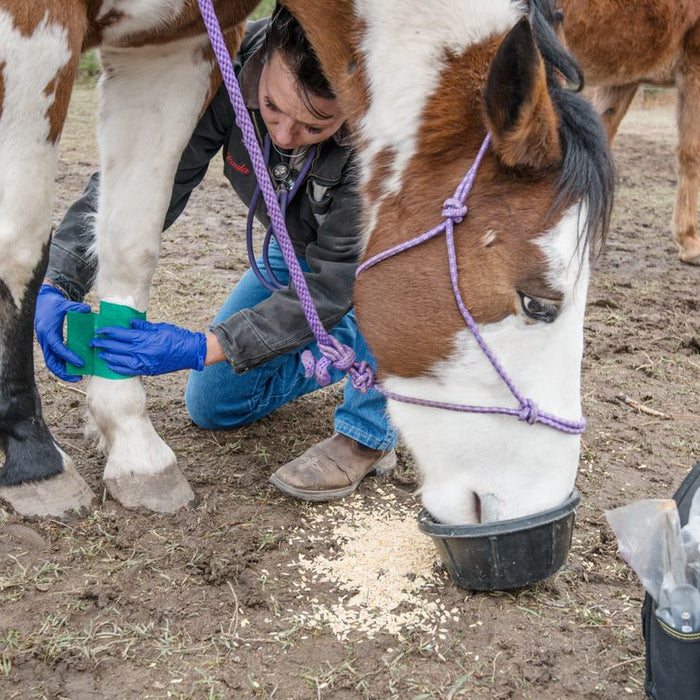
xmin=683 ymin=489 xmax=700 ymax=590
xmin=606 ymin=495 xmax=700 ymax=634
xmin=605 ymin=499 xmax=686 ymax=605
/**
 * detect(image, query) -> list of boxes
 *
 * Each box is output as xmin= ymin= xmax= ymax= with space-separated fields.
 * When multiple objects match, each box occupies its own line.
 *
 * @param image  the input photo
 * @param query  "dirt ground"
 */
xmin=0 ymin=86 xmax=698 ymax=699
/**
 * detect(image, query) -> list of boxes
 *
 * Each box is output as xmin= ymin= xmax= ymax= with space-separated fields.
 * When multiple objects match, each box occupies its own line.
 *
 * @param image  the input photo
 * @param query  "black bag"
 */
xmin=642 ymin=461 xmax=700 ymax=700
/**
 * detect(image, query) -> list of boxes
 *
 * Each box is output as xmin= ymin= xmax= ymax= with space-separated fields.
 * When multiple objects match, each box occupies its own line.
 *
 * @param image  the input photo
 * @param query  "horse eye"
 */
xmin=518 ymin=292 xmax=559 ymax=323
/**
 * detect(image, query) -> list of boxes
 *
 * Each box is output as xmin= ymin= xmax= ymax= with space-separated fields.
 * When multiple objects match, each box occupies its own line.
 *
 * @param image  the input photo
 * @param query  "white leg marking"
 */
xmin=88 ymin=377 xmax=176 ymax=480
xmin=88 ymin=34 xmax=214 ymax=481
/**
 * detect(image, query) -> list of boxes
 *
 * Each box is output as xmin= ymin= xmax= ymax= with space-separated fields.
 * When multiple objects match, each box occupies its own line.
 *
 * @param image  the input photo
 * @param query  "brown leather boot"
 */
xmin=269 ymin=433 xmax=396 ymax=502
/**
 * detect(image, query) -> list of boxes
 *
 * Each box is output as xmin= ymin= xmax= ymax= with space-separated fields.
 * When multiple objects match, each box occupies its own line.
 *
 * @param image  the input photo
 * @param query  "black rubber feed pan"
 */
xmin=417 ymin=489 xmax=581 ymax=591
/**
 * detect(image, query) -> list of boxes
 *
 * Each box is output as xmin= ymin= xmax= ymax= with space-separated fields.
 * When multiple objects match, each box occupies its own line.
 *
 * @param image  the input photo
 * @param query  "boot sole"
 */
xmin=268 ymin=450 xmax=397 ymax=503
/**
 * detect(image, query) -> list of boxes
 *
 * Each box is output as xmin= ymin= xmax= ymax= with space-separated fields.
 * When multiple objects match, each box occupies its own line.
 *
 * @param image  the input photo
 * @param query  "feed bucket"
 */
xmin=417 ymin=489 xmax=581 ymax=590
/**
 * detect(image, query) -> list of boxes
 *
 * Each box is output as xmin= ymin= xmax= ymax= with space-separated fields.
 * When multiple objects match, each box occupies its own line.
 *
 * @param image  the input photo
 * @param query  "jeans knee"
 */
xmin=184 ymin=370 xmax=248 ymax=430
xmin=184 ymin=380 xmax=221 ymax=430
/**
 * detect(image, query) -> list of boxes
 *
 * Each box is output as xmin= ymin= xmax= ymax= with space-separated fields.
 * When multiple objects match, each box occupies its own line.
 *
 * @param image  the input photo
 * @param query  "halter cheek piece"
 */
xmin=197 ymin=0 xmax=585 ymax=435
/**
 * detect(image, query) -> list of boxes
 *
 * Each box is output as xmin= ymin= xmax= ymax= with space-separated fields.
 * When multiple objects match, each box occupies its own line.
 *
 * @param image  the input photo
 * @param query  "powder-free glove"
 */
xmin=90 ymin=319 xmax=207 ymax=377
xmin=34 ymin=283 xmax=91 ymax=382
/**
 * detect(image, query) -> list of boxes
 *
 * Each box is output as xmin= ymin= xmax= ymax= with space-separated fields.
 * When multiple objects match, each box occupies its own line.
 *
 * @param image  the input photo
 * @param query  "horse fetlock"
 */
xmin=102 ymin=419 xmax=176 ymax=481
xmin=0 ymin=415 xmax=66 ymax=487
xmin=673 ymin=224 xmax=700 ymax=264
xmin=86 ymin=375 xmax=149 ymax=456
xmin=678 ymin=237 xmax=700 ymax=265
xmin=98 ymin=410 xmax=195 ymax=513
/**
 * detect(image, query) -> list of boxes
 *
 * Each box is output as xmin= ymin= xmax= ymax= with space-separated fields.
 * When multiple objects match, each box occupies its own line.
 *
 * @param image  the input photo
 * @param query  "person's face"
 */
xmin=258 ymin=51 xmax=345 ymax=150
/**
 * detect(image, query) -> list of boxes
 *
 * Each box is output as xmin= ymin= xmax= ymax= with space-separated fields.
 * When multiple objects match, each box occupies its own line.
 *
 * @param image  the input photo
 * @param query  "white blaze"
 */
xmin=353 ymin=0 xmax=525 ymax=237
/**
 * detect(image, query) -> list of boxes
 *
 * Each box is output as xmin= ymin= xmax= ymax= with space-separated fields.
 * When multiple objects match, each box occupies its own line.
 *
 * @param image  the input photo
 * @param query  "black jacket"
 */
xmin=47 ymin=19 xmax=361 ymax=373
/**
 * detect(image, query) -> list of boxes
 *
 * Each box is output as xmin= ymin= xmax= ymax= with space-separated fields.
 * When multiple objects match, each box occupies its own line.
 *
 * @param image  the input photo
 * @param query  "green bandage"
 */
xmin=66 ymin=301 xmax=146 ymax=380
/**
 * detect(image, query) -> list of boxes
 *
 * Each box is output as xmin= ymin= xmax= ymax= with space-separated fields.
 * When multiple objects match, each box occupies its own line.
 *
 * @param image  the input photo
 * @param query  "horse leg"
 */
xmin=0 ymin=3 xmax=95 ymax=518
xmin=87 ymin=38 xmax=219 ymax=512
xmin=673 ymin=27 xmax=700 ymax=265
xmin=587 ymin=83 xmax=640 ymax=142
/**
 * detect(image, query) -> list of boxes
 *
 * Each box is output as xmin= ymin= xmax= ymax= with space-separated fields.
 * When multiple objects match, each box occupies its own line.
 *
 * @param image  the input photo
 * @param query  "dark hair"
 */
xmin=262 ymin=4 xmax=336 ymax=118
xmin=529 ymin=0 xmax=615 ymax=257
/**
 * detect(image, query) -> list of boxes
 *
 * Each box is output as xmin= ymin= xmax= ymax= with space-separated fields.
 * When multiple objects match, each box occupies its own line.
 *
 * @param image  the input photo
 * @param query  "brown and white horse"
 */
xmin=559 ymin=0 xmax=700 ymax=265
xmin=0 ymin=1 xmax=613 ymax=525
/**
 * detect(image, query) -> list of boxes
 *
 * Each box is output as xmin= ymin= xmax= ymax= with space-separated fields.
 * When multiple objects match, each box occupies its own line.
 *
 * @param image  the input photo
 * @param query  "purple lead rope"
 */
xmin=197 ymin=0 xmax=374 ymax=390
xmin=197 ymin=0 xmax=584 ymax=435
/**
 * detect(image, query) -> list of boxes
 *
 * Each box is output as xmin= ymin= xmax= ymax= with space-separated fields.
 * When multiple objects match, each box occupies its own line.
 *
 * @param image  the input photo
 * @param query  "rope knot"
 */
xmin=442 ymin=197 xmax=468 ymax=223
xmin=518 ymin=398 xmax=539 ymax=425
xmin=301 ymin=338 xmax=361 ymax=388
xmin=349 ymin=361 xmax=375 ymax=394
xmin=301 ymin=349 xmax=332 ymax=386
xmin=321 ymin=338 xmax=356 ymax=372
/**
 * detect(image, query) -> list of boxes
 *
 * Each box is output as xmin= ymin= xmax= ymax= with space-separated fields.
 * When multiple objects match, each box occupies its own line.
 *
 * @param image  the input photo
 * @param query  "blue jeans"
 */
xmin=185 ymin=242 xmax=397 ymax=450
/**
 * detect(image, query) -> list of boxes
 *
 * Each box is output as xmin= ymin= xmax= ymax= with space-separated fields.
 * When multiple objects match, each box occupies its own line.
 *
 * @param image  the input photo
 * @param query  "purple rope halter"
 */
xmin=358 ymin=135 xmax=585 ymax=435
xmin=197 ymin=0 xmax=584 ymax=435
xmin=197 ymin=0 xmax=374 ymax=390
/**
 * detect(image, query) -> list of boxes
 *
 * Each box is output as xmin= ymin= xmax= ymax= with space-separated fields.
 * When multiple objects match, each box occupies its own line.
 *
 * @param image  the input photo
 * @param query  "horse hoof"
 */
xmin=677 ymin=234 xmax=700 ymax=265
xmin=679 ymin=248 xmax=700 ymax=265
xmin=0 ymin=461 xmax=95 ymax=520
xmin=104 ymin=464 xmax=195 ymax=513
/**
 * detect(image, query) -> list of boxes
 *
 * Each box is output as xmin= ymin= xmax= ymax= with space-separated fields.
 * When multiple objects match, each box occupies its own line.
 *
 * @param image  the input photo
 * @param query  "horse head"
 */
xmin=289 ymin=0 xmax=614 ymax=525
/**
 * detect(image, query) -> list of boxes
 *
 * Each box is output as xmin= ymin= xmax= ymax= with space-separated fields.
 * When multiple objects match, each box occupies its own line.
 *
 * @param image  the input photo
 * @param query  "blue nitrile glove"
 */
xmin=90 ymin=319 xmax=208 ymax=377
xmin=34 ymin=283 xmax=91 ymax=382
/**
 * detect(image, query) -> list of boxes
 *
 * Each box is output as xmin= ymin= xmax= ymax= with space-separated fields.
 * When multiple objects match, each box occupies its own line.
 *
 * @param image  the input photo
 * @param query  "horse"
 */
xmin=558 ymin=0 xmax=700 ymax=265
xmin=0 ymin=0 xmax=614 ymax=526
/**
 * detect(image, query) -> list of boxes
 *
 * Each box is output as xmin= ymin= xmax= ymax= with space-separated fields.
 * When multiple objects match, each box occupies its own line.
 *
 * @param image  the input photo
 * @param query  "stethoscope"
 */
xmin=245 ymin=134 xmax=317 ymax=292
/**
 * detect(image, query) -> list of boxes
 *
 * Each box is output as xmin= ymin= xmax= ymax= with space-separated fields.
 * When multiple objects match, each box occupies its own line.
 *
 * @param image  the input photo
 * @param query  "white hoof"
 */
xmin=104 ymin=464 xmax=195 ymax=513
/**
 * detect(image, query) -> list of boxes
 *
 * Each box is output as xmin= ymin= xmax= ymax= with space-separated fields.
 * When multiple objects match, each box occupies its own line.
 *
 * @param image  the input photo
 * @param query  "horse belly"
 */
xmin=94 ymin=0 xmax=190 ymax=44
xmin=561 ymin=0 xmax=684 ymax=84
xmin=90 ymin=0 xmax=259 ymax=50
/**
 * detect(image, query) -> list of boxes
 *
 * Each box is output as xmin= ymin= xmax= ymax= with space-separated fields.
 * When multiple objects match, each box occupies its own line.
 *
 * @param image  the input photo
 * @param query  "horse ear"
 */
xmin=484 ymin=18 xmax=561 ymax=170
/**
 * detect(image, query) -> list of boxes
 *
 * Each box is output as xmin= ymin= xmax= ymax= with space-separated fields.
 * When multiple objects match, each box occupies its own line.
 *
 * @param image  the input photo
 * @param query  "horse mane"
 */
xmin=529 ymin=0 xmax=615 ymax=256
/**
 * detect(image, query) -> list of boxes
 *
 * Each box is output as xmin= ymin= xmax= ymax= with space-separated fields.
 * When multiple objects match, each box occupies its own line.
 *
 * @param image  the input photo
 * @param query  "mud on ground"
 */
xmin=0 ymin=87 xmax=698 ymax=698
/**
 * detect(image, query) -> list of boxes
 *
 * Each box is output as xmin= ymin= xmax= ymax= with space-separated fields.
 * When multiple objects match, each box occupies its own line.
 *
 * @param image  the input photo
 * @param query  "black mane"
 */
xmin=529 ymin=0 xmax=615 ymax=256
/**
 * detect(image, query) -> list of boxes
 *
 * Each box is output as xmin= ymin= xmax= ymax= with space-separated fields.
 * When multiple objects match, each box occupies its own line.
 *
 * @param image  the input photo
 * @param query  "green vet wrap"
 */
xmin=66 ymin=301 xmax=146 ymax=380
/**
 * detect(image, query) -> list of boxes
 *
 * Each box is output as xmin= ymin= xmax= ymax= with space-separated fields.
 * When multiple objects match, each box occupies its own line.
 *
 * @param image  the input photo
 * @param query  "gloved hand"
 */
xmin=34 ymin=283 xmax=91 ymax=382
xmin=90 ymin=319 xmax=207 ymax=377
